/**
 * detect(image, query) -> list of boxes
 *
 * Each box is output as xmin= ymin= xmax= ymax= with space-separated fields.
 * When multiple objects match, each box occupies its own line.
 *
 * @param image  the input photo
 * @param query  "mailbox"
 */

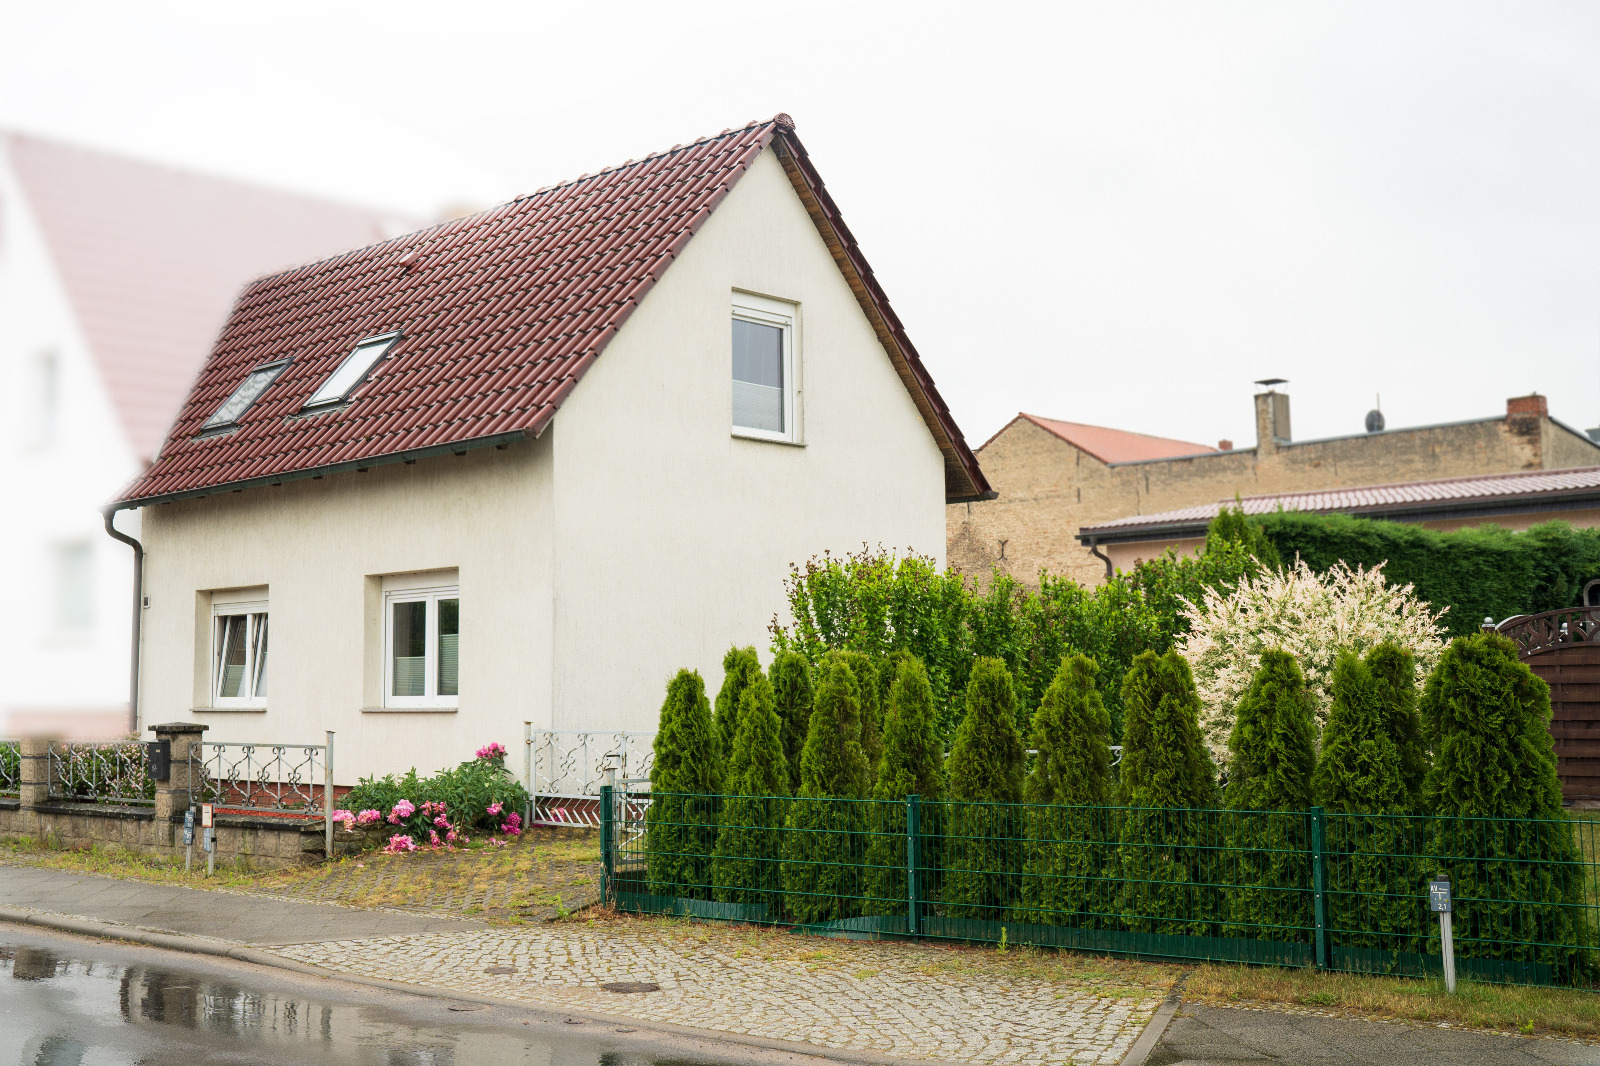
xmin=146 ymin=740 xmax=171 ymax=782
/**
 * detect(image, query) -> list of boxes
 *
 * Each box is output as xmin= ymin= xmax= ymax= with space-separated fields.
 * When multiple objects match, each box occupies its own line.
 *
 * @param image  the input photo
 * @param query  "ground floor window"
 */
xmin=385 ymin=585 xmax=459 ymax=707
xmin=213 ymin=600 xmax=268 ymax=706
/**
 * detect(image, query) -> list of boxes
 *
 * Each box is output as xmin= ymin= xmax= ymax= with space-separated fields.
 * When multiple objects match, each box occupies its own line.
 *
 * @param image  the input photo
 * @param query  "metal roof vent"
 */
xmin=1365 ymin=394 xmax=1384 ymax=433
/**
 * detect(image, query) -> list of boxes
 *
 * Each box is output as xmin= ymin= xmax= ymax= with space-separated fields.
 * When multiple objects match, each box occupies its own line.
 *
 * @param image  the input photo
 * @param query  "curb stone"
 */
xmin=0 ymin=907 xmax=965 ymax=1066
xmin=1119 ymin=971 xmax=1190 ymax=1066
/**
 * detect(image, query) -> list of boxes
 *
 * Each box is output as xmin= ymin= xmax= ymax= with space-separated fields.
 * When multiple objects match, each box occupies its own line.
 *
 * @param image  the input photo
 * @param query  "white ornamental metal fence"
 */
xmin=1 ymin=738 xmax=20 ymax=797
xmin=522 ymin=726 xmax=653 ymax=827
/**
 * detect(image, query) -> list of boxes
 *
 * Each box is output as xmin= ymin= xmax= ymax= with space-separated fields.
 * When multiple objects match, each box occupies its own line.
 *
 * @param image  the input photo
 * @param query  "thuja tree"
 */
xmin=1222 ymin=649 xmax=1317 ymax=941
xmin=834 ymin=649 xmax=884 ymax=784
xmin=645 ymin=669 xmax=720 ymax=898
xmin=768 ymin=651 xmax=814 ymax=795
xmin=781 ymin=657 xmax=872 ymax=924
xmin=1311 ymin=645 xmax=1426 ymax=951
xmin=712 ymin=672 xmax=790 ymax=911
xmin=945 ymin=657 xmax=1026 ymax=921
xmin=1422 ymin=633 xmax=1590 ymax=978
xmin=865 ymin=654 xmax=945 ymax=913
xmin=1021 ymin=654 xmax=1115 ymax=927
xmin=715 ymin=646 xmax=764 ymax=759
xmin=1117 ymin=650 xmax=1218 ymax=936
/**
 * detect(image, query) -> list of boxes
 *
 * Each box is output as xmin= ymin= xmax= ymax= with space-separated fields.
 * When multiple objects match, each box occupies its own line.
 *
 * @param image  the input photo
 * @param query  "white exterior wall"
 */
xmin=548 ymin=146 xmax=947 ymax=730
xmin=0 ymin=143 xmax=142 ymax=737
xmin=136 ymin=439 xmax=553 ymax=780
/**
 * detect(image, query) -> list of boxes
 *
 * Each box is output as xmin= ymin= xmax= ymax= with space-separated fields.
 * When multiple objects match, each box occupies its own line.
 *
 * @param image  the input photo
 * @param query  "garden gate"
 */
xmin=1494 ymin=608 xmax=1600 ymax=803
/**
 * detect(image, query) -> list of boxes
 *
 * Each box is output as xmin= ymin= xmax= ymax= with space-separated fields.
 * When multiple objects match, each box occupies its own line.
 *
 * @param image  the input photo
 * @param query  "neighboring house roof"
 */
xmin=8 ymin=131 xmax=410 ymax=463
xmin=114 ymin=115 xmax=989 ymax=508
xmin=1078 ymin=466 xmax=1600 ymax=543
xmin=996 ymin=413 xmax=1219 ymax=465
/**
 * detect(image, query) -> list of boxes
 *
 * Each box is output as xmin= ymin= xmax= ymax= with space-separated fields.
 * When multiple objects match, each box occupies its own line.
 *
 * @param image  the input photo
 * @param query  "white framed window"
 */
xmin=732 ymin=292 xmax=798 ymax=443
xmin=53 ymin=542 xmax=93 ymax=631
xmin=212 ymin=598 xmax=268 ymax=707
xmin=303 ymin=331 xmax=402 ymax=410
xmin=203 ymin=360 xmax=289 ymax=430
xmin=384 ymin=583 xmax=459 ymax=708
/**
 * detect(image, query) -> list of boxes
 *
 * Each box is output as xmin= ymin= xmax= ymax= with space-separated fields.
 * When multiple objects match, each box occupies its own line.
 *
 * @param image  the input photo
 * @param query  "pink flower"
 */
xmin=504 ymin=824 xmax=522 ymax=837
xmin=501 ymin=810 xmax=522 ymax=836
xmin=428 ymin=829 xmax=442 ymax=848
xmin=486 ymin=801 xmax=503 ymax=816
xmin=503 ymin=811 xmax=522 ymax=829
xmin=488 ymin=837 xmax=508 ymax=847
xmin=356 ymin=809 xmax=382 ymax=826
xmin=475 ymin=742 xmax=507 ymax=761
xmin=388 ymin=799 xmax=415 ymax=824
xmin=433 ymin=813 xmax=450 ymax=829
xmin=332 ymin=809 xmax=356 ymax=826
xmin=382 ymin=834 xmax=417 ymax=854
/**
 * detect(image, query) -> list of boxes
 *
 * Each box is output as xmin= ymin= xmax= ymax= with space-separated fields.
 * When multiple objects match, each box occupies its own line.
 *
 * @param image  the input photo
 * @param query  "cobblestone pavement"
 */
xmin=273 ymin=915 xmax=1172 ymax=1064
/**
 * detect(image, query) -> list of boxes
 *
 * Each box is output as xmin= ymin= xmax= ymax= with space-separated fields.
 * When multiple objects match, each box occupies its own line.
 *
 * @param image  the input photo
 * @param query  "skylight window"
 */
xmin=202 ymin=361 xmax=289 ymax=430
xmin=303 ymin=332 xmax=402 ymax=409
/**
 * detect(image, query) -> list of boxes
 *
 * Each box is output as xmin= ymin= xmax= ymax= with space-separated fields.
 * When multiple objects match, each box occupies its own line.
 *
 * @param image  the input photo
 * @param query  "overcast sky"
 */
xmin=3 ymin=1 xmax=1597 ymax=451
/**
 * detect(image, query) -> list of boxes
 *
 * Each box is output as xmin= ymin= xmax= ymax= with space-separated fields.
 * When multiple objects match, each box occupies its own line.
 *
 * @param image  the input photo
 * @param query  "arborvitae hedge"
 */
xmin=1222 ymin=649 xmax=1317 ymax=940
xmin=781 ymin=657 xmax=871 ymax=923
xmin=1422 ymin=633 xmax=1590 ymax=978
xmin=1117 ymin=650 xmax=1217 ymax=936
xmin=1209 ymin=503 xmax=1282 ymax=571
xmin=712 ymin=671 xmax=790 ymax=909
xmin=1312 ymin=644 xmax=1425 ymax=949
xmin=835 ymin=649 xmax=884 ymax=785
xmin=645 ymin=669 xmax=719 ymax=897
xmin=1258 ymin=512 xmax=1600 ymax=637
xmin=866 ymin=654 xmax=945 ymax=913
xmin=768 ymin=651 xmax=814 ymax=795
xmin=1021 ymin=655 xmax=1115 ymax=926
xmin=945 ymin=657 xmax=1025 ymax=920
xmin=715 ymin=646 xmax=764 ymax=760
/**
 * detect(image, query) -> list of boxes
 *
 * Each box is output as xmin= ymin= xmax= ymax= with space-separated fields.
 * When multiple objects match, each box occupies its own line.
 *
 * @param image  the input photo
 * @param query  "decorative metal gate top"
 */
xmin=523 ymin=727 xmax=654 ymax=827
xmin=1493 ymin=608 xmax=1600 ymax=657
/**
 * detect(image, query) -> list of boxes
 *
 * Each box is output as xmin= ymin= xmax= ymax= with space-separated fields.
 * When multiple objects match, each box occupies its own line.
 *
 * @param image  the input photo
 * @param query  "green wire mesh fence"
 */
xmin=602 ymin=789 xmax=1600 ymax=988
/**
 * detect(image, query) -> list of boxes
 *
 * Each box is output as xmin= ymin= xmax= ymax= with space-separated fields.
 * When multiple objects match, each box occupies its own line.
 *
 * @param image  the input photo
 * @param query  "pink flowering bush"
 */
xmin=382 ymin=834 xmax=417 ymax=853
xmin=332 ymin=809 xmax=356 ymax=827
xmin=344 ymin=741 xmax=529 ymax=851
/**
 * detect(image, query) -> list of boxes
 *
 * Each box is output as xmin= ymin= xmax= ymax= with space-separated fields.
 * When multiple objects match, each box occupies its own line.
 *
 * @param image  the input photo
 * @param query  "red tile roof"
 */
xmin=114 ymin=116 xmax=988 ymax=507
xmin=1079 ymin=465 xmax=1600 ymax=540
xmin=8 ymin=132 xmax=409 ymax=462
xmin=1001 ymin=413 xmax=1219 ymax=465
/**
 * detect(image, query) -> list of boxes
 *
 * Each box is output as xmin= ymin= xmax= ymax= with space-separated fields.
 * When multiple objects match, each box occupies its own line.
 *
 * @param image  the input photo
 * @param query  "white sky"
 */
xmin=3 ymin=0 xmax=1597 ymax=451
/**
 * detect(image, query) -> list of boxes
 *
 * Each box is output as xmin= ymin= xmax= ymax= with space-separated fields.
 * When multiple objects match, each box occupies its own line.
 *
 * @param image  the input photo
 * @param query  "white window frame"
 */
xmin=731 ymin=292 xmax=799 ymax=444
xmin=383 ymin=582 xmax=460 ymax=708
xmin=211 ymin=597 xmax=268 ymax=708
xmin=303 ymin=331 xmax=402 ymax=410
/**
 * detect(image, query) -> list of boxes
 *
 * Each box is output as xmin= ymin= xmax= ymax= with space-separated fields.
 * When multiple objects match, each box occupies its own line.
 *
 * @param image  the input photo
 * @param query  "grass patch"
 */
xmin=1188 ymin=963 xmax=1600 ymax=1040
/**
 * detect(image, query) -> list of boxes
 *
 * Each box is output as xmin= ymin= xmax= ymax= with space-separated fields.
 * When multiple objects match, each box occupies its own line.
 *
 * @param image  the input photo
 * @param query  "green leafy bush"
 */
xmin=945 ymin=657 xmax=1025 ymax=921
xmin=712 ymin=671 xmax=790 ymax=909
xmin=344 ymin=743 xmax=528 ymax=847
xmin=646 ymin=669 xmax=720 ymax=897
xmin=768 ymin=651 xmax=813 ymax=794
xmin=1021 ymin=654 xmax=1115 ymax=927
xmin=865 ymin=655 xmax=946 ymax=914
xmin=715 ymin=646 xmax=763 ymax=761
xmin=833 ymin=649 xmax=884 ymax=786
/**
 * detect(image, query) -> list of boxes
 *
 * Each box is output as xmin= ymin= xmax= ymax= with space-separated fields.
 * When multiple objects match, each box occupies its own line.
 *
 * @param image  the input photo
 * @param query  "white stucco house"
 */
xmin=0 ymin=131 xmax=407 ymax=737
xmin=111 ymin=115 xmax=990 ymax=781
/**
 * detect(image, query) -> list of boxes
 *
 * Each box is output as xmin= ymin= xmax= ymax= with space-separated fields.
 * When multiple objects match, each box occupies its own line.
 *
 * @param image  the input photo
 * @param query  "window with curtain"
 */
xmin=213 ymin=605 xmax=268 ymax=706
xmin=384 ymin=586 xmax=459 ymax=707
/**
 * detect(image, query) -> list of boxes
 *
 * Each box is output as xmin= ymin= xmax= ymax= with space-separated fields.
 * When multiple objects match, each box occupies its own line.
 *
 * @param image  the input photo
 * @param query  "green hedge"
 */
xmin=1258 ymin=514 xmax=1600 ymax=637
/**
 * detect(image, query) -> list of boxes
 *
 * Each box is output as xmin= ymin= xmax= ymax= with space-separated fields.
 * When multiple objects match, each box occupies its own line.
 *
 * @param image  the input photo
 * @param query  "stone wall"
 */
xmin=950 ymin=391 xmax=1600 ymax=588
xmin=0 ymin=798 xmax=323 ymax=868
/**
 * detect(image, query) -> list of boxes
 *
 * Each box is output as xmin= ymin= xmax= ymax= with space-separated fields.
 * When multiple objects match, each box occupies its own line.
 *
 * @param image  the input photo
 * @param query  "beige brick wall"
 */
xmin=950 ymin=394 xmax=1600 ymax=588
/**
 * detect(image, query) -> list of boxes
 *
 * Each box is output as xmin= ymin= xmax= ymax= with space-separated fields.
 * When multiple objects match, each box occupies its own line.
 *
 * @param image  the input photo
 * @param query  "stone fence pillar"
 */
xmin=149 ymin=723 xmax=208 ymax=832
xmin=18 ymin=736 xmax=52 ymax=810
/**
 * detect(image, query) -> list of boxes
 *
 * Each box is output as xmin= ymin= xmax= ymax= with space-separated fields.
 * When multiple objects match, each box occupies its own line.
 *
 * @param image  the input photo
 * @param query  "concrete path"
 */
xmin=1150 ymin=1004 xmax=1600 ymax=1065
xmin=0 ymin=864 xmax=484 ymax=945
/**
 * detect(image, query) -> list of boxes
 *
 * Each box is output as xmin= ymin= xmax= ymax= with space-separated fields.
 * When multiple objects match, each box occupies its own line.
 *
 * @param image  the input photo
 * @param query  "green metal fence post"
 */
xmin=906 ymin=794 xmax=921 ymax=938
xmin=1309 ymin=805 xmax=1328 ymax=970
xmin=599 ymin=784 xmax=614 ymax=906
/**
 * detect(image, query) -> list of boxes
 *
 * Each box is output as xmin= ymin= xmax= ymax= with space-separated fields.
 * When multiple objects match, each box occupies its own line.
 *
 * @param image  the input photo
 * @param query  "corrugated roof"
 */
xmin=1080 ymin=465 xmax=1600 ymax=537
xmin=1008 ymin=413 xmax=1219 ymax=464
xmin=8 ymin=132 xmax=408 ymax=462
xmin=115 ymin=115 xmax=988 ymax=506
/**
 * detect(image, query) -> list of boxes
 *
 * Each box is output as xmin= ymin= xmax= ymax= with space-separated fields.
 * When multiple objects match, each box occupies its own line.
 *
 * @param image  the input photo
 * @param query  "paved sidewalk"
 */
xmin=0 ymin=864 xmax=482 ymax=944
xmin=1152 ymin=1004 xmax=1600 ymax=1065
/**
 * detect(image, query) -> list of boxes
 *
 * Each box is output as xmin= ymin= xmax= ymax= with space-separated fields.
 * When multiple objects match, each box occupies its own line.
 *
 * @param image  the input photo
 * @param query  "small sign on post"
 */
xmin=183 ymin=809 xmax=194 ymax=875
xmin=1430 ymin=875 xmax=1455 ymax=993
xmin=201 ymin=804 xmax=213 ymax=829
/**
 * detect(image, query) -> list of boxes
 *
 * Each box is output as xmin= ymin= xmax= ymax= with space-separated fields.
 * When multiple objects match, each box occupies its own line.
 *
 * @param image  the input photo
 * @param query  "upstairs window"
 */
xmin=213 ymin=599 xmax=268 ymax=707
xmin=732 ymin=294 xmax=798 ymax=442
xmin=203 ymin=360 xmax=288 ymax=430
xmin=303 ymin=332 xmax=402 ymax=409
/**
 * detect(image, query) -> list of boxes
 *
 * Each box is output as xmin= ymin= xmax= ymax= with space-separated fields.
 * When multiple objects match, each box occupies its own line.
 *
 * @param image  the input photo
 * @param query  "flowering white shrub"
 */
xmin=1179 ymin=558 xmax=1447 ymax=764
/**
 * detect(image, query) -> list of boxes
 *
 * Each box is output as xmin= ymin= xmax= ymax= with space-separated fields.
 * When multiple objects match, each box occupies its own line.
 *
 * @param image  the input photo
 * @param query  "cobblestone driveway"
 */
xmin=274 ymin=913 xmax=1173 ymax=1064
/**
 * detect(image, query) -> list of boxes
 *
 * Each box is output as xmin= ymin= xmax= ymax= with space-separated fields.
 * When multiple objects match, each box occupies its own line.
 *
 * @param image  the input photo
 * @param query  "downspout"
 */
xmin=1088 ymin=536 xmax=1112 ymax=580
xmin=101 ymin=506 xmax=142 ymax=736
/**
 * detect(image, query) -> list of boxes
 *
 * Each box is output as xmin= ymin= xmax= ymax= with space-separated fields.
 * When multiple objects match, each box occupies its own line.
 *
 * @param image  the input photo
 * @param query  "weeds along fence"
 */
xmin=602 ymin=790 xmax=1600 ymax=989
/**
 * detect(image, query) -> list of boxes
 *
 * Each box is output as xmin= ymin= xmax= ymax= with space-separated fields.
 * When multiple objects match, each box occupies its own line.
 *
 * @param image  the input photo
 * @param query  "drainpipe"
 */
xmin=1088 ymin=536 xmax=1112 ymax=580
xmin=101 ymin=506 xmax=142 ymax=736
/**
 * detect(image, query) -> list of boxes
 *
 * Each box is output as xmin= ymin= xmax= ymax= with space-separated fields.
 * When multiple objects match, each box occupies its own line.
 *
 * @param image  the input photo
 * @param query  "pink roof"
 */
xmin=1006 ymin=413 xmax=1219 ymax=464
xmin=115 ymin=116 xmax=989 ymax=506
xmin=1081 ymin=465 xmax=1600 ymax=536
xmin=9 ymin=132 xmax=409 ymax=462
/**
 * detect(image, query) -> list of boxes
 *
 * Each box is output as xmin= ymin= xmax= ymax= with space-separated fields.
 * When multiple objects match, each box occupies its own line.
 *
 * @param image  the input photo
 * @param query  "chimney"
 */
xmin=1217 ymin=439 xmax=1233 ymax=451
xmin=1253 ymin=382 xmax=1291 ymax=454
xmin=1506 ymin=393 xmax=1547 ymax=419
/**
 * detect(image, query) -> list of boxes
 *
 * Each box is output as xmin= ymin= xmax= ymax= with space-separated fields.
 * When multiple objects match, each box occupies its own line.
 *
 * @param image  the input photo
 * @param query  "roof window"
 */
xmin=202 ymin=360 xmax=289 ymax=430
xmin=303 ymin=332 xmax=402 ymax=410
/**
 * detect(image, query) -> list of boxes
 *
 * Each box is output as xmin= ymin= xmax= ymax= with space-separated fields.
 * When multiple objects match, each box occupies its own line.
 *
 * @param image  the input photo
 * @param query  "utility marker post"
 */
xmin=202 ymin=803 xmax=214 ymax=878
xmin=1430 ymin=874 xmax=1455 ymax=993
xmin=183 ymin=808 xmax=194 ymax=874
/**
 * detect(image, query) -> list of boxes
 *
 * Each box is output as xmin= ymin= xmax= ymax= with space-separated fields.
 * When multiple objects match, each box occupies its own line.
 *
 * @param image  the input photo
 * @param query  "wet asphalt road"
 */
xmin=0 ymin=926 xmax=825 ymax=1066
